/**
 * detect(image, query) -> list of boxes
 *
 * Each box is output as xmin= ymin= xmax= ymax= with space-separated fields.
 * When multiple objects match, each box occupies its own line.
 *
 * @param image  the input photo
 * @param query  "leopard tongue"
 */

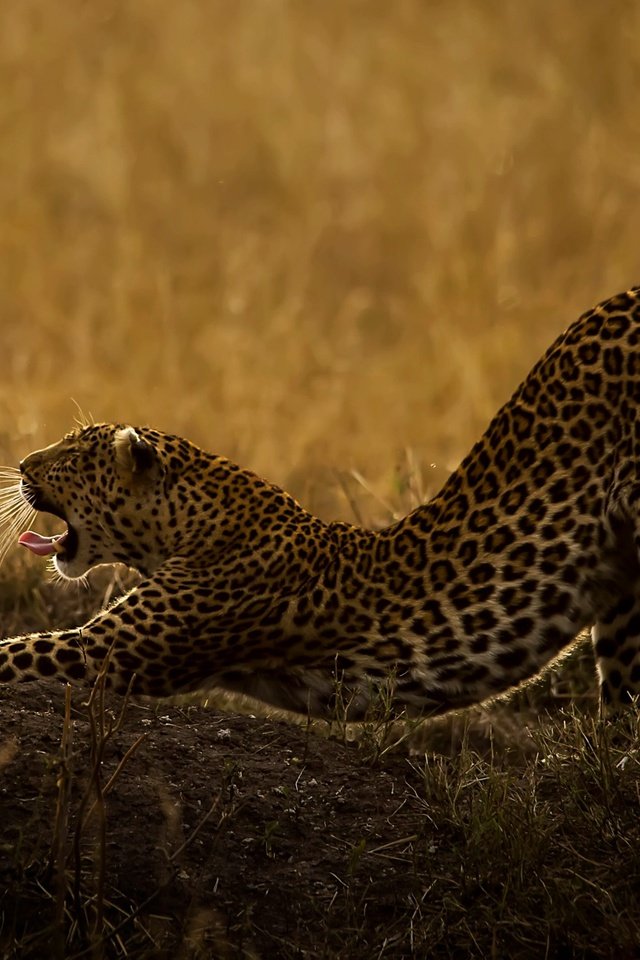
xmin=18 ymin=530 xmax=68 ymax=557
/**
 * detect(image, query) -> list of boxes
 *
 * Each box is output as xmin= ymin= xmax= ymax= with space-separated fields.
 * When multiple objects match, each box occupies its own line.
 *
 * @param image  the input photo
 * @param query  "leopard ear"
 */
xmin=114 ymin=427 xmax=157 ymax=475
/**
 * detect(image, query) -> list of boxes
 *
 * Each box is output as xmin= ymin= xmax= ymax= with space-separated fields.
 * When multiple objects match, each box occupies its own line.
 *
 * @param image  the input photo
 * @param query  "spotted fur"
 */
xmin=2 ymin=288 xmax=640 ymax=718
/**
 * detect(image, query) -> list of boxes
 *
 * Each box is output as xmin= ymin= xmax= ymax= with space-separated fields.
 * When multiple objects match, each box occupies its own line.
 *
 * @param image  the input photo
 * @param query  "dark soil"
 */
xmin=2 ymin=661 xmax=640 ymax=958
xmin=0 ymin=683 xmax=448 ymax=959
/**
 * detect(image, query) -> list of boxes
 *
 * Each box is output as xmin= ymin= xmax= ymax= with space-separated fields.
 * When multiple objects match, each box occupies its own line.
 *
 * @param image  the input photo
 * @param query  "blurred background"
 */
xmin=1 ymin=0 xmax=639 ymax=520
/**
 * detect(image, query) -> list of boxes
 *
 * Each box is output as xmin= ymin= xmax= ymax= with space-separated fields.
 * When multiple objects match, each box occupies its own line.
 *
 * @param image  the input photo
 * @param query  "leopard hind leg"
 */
xmin=592 ymin=592 xmax=640 ymax=711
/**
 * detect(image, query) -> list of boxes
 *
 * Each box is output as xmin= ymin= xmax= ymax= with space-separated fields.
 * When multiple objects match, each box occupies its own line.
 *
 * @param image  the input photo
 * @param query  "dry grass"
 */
xmin=1 ymin=0 xmax=640 ymax=519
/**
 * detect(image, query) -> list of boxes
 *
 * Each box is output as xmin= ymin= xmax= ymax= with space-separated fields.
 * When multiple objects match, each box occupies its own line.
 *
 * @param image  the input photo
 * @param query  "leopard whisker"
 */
xmin=0 ymin=485 xmax=23 ymax=497
xmin=0 ymin=485 xmax=23 ymax=499
xmin=0 ymin=501 xmax=36 ymax=566
xmin=71 ymin=400 xmax=94 ymax=430
xmin=0 ymin=506 xmax=25 ymax=519
xmin=0 ymin=491 xmax=32 ymax=514
xmin=0 ymin=495 xmax=31 ymax=519
xmin=0 ymin=498 xmax=34 ymax=532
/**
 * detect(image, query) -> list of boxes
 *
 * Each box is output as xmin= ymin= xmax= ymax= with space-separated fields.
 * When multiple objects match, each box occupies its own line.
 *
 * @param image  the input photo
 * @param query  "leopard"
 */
xmin=2 ymin=286 xmax=640 ymax=721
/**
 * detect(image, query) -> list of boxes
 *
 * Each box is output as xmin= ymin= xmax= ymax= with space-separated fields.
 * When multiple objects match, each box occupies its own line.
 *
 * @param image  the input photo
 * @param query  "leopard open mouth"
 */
xmin=18 ymin=484 xmax=79 ymax=564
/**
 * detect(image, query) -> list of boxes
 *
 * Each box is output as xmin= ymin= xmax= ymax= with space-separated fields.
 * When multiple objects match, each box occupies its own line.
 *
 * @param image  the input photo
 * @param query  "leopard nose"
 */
xmin=20 ymin=452 xmax=43 ymax=474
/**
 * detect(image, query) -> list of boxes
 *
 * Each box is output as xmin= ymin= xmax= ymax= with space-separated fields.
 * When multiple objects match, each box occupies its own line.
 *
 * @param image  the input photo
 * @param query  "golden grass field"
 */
xmin=1 ymin=0 xmax=639 ymax=525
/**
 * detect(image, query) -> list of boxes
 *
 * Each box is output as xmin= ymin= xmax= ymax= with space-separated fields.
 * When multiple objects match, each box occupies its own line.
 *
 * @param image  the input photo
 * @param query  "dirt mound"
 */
xmin=2 ymin=680 xmax=640 ymax=959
